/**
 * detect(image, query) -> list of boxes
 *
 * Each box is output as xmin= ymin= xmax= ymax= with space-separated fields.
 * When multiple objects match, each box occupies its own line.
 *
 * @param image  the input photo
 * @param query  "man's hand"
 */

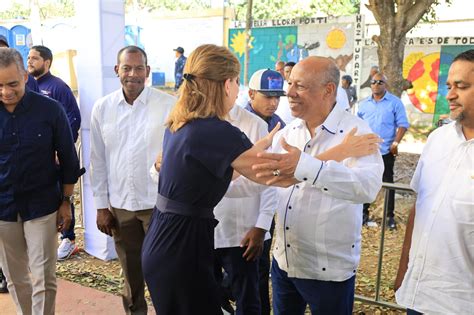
xmin=240 ymin=227 xmax=266 ymax=261
xmin=154 ymin=152 xmax=162 ymax=172
xmin=57 ymin=201 xmax=72 ymax=232
xmin=253 ymin=137 xmax=301 ymax=182
xmin=390 ymin=142 xmax=399 ymax=156
xmin=96 ymin=208 xmax=116 ymax=236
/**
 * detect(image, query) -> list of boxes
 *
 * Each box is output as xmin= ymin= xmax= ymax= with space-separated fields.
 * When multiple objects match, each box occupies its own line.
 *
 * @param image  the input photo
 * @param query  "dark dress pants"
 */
xmin=215 ymin=246 xmax=261 ymax=315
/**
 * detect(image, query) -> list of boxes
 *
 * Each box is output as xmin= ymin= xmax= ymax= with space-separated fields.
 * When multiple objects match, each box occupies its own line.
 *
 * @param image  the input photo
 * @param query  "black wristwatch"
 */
xmin=62 ymin=195 xmax=75 ymax=204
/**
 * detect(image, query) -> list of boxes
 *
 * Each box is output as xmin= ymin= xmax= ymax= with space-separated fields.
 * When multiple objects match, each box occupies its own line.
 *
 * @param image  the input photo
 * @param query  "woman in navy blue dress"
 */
xmin=141 ymin=44 xmax=377 ymax=315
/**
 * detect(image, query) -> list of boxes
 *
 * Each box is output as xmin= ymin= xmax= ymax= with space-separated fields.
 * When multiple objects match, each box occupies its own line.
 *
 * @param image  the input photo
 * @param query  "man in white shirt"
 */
xmin=214 ymin=105 xmax=277 ymax=315
xmin=394 ymin=49 xmax=474 ymax=314
xmin=253 ymin=56 xmax=383 ymax=314
xmin=90 ymin=46 xmax=176 ymax=314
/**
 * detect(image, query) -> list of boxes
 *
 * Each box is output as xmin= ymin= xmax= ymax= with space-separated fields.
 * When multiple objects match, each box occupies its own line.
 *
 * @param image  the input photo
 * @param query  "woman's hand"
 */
xmin=254 ymin=122 xmax=281 ymax=151
xmin=317 ymin=127 xmax=382 ymax=162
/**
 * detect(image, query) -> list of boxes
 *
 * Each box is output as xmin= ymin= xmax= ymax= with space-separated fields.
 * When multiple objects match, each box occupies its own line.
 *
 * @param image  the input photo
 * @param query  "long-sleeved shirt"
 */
xmin=214 ymin=105 xmax=277 ymax=248
xmin=0 ymin=91 xmax=80 ymax=222
xmin=272 ymin=104 xmax=384 ymax=281
xmin=37 ymin=71 xmax=81 ymax=142
xmin=357 ymin=91 xmax=409 ymax=155
xmin=395 ymin=122 xmax=474 ymax=314
xmin=90 ymin=87 xmax=176 ymax=211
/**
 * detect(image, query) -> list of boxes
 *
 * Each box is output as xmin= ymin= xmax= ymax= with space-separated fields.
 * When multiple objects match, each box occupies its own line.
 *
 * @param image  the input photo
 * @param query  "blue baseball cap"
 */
xmin=249 ymin=69 xmax=285 ymax=97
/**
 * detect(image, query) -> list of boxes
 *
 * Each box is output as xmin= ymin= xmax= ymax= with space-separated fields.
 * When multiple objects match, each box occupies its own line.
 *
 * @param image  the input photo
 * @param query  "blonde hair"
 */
xmin=166 ymin=44 xmax=240 ymax=132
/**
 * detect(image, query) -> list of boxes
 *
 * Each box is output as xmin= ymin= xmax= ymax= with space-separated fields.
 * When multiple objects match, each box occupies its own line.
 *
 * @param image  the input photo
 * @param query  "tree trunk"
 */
xmin=367 ymin=0 xmax=437 ymax=97
xmin=244 ymin=0 xmax=253 ymax=86
xmin=373 ymin=32 xmax=406 ymax=97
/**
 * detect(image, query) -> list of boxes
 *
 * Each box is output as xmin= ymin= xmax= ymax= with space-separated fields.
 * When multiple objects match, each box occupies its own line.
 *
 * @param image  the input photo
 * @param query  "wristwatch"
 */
xmin=62 ymin=195 xmax=75 ymax=204
xmin=392 ymin=141 xmax=399 ymax=146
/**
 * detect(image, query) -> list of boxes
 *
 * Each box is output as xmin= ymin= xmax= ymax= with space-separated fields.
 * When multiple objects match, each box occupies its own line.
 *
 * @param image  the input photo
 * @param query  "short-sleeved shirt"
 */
xmin=357 ymin=91 xmax=409 ymax=155
xmin=159 ymin=117 xmax=253 ymax=209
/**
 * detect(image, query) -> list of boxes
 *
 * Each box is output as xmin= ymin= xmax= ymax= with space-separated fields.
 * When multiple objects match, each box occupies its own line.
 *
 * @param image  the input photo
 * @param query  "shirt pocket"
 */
xmin=23 ymin=123 xmax=52 ymax=150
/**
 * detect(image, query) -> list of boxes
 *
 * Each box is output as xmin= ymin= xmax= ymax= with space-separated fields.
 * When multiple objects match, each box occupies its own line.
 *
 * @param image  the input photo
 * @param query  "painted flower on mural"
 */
xmin=403 ymin=52 xmax=440 ymax=114
xmin=230 ymin=31 xmax=254 ymax=58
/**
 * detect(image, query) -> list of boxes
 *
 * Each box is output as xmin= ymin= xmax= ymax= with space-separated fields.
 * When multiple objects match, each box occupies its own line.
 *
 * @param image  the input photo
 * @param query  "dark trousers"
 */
xmin=214 ymin=247 xmax=260 ymax=315
xmin=111 ymin=207 xmax=152 ymax=315
xmin=142 ymin=210 xmax=222 ymax=315
xmin=259 ymin=239 xmax=272 ymax=315
xmin=60 ymin=203 xmax=75 ymax=240
xmin=271 ymin=258 xmax=355 ymax=315
xmin=363 ymin=152 xmax=395 ymax=218
xmin=407 ymin=309 xmax=423 ymax=315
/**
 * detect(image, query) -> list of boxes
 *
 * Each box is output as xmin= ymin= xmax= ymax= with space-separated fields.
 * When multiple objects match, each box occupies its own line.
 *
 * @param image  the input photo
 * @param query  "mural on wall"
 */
xmin=360 ymin=43 xmax=474 ymax=126
xmin=403 ymin=49 xmax=441 ymax=115
xmin=229 ymin=26 xmax=297 ymax=81
xmin=228 ymin=17 xmax=356 ymax=81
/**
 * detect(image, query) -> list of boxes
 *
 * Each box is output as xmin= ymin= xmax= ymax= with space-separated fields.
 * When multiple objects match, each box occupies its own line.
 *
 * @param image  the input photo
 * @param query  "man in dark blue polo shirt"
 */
xmin=0 ymin=48 xmax=79 ymax=314
xmin=27 ymin=45 xmax=81 ymax=260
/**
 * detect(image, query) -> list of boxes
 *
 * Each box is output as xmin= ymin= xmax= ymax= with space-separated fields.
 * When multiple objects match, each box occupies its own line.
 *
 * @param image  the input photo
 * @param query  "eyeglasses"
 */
xmin=371 ymin=80 xmax=385 ymax=85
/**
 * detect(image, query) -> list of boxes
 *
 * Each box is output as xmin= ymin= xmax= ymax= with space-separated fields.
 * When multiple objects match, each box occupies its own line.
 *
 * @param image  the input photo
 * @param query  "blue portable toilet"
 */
xmin=10 ymin=25 xmax=32 ymax=68
xmin=152 ymin=72 xmax=165 ymax=86
xmin=0 ymin=26 xmax=10 ymax=45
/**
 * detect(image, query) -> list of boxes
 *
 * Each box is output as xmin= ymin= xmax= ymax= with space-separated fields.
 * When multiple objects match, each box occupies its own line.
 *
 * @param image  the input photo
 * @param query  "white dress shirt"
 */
xmin=272 ymin=104 xmax=383 ymax=281
xmin=396 ymin=122 xmax=474 ymax=314
xmin=214 ymin=105 xmax=277 ymax=248
xmin=90 ymin=87 xmax=176 ymax=211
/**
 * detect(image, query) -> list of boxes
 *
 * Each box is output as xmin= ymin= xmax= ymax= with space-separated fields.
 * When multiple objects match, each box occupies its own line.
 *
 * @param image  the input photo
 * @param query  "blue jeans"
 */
xmin=271 ymin=258 xmax=355 ymax=315
xmin=60 ymin=203 xmax=75 ymax=241
xmin=215 ymin=246 xmax=260 ymax=315
xmin=407 ymin=309 xmax=423 ymax=315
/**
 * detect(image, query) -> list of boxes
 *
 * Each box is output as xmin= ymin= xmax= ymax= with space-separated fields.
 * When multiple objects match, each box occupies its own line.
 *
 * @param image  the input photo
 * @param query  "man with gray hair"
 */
xmin=0 ymin=47 xmax=80 ymax=314
xmin=253 ymin=56 xmax=384 ymax=314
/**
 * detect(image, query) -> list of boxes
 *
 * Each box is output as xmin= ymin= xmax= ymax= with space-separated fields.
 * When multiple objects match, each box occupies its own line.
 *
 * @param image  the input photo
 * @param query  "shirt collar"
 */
xmin=118 ymin=86 xmax=148 ymax=106
xmin=370 ymin=91 xmax=389 ymax=103
xmin=454 ymin=120 xmax=474 ymax=143
xmin=292 ymin=103 xmax=344 ymax=136
xmin=36 ymin=71 xmax=52 ymax=84
xmin=320 ymin=103 xmax=344 ymax=135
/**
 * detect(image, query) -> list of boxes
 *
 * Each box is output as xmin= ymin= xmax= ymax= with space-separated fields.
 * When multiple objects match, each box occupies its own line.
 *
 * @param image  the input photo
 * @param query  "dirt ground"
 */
xmin=59 ymin=152 xmax=420 ymax=314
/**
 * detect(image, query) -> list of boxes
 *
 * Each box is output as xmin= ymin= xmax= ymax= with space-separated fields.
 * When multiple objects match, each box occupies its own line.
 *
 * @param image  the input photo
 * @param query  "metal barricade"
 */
xmin=354 ymin=182 xmax=414 ymax=311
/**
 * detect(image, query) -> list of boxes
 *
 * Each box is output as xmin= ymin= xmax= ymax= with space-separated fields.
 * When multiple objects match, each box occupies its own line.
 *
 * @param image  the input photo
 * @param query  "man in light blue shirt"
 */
xmin=357 ymin=73 xmax=409 ymax=229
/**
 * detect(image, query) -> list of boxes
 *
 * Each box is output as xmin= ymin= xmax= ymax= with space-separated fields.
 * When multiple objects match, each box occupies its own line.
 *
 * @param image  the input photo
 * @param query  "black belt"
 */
xmin=155 ymin=193 xmax=214 ymax=219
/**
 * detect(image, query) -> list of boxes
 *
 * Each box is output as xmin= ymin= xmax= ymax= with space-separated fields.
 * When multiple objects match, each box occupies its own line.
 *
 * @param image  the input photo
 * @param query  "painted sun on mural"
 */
xmin=230 ymin=31 xmax=254 ymax=58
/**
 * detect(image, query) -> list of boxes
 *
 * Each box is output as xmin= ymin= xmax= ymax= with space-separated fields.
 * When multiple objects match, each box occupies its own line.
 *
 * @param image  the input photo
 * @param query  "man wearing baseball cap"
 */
xmin=173 ymin=46 xmax=186 ymax=91
xmin=243 ymin=68 xmax=286 ymax=315
xmin=245 ymin=69 xmax=287 ymax=133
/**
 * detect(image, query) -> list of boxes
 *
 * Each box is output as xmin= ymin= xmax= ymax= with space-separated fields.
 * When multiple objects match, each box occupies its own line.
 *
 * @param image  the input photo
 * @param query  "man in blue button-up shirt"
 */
xmin=0 ymin=48 xmax=79 ymax=315
xmin=357 ymin=73 xmax=409 ymax=229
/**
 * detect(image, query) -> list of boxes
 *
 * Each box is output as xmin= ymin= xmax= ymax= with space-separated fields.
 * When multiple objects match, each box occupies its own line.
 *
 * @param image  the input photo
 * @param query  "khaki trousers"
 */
xmin=110 ymin=207 xmax=153 ymax=315
xmin=0 ymin=212 xmax=58 ymax=315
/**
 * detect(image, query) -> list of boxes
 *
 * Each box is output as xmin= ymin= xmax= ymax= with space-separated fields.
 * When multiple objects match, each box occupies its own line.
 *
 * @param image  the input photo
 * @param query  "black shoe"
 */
xmin=362 ymin=213 xmax=369 ymax=226
xmin=387 ymin=217 xmax=397 ymax=230
xmin=0 ymin=269 xmax=8 ymax=293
